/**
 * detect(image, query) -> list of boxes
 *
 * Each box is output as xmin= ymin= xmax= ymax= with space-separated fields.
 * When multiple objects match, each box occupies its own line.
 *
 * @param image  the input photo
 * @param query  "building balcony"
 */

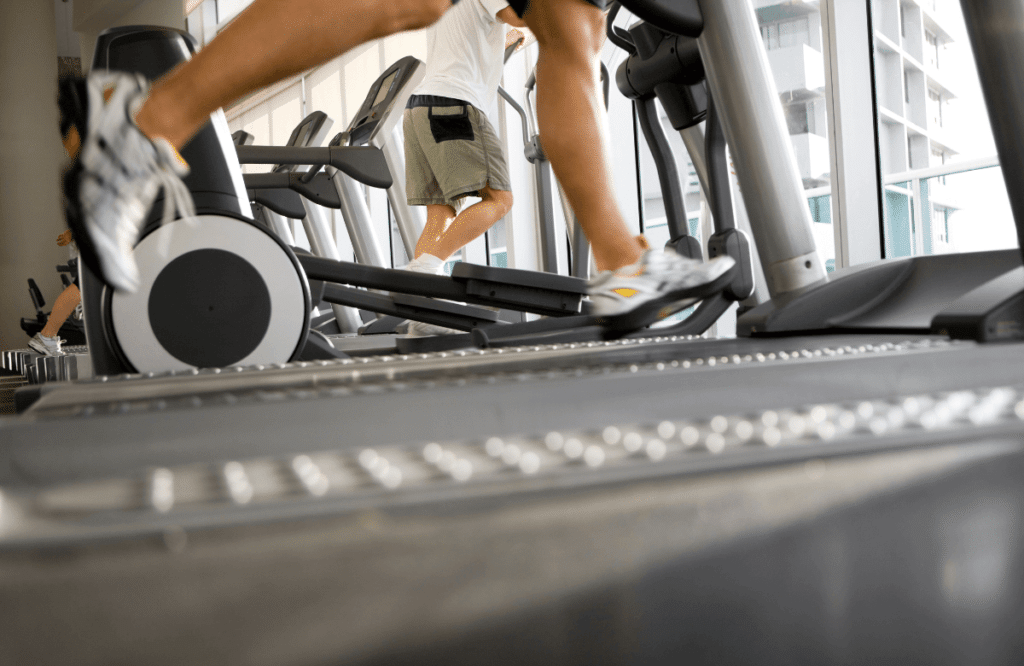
xmin=790 ymin=132 xmax=830 ymax=186
xmin=766 ymin=44 xmax=825 ymax=99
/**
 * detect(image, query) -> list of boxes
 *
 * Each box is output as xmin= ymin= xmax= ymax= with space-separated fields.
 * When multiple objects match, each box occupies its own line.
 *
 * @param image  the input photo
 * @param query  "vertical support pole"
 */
xmin=697 ymin=0 xmax=828 ymax=297
xmin=301 ymin=200 xmax=364 ymax=333
xmin=331 ymin=170 xmax=388 ymax=267
xmin=535 ymin=158 xmax=560 ymax=274
xmin=958 ymin=0 xmax=1024 ymax=261
xmin=820 ymin=0 xmax=883 ymax=268
xmin=261 ymin=209 xmax=298 ymax=247
xmin=379 ymin=129 xmax=424 ymax=260
xmin=911 ymin=178 xmax=925 ymax=256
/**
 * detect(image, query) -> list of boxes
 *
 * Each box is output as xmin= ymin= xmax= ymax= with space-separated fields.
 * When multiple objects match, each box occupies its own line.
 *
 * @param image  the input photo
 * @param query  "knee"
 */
xmin=374 ymin=0 xmax=451 ymax=35
xmin=485 ymin=188 xmax=514 ymax=216
xmin=528 ymin=2 xmax=605 ymax=61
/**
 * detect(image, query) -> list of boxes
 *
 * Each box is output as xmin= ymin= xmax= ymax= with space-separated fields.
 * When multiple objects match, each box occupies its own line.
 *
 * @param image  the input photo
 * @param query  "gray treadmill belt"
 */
xmin=0 ymin=430 xmax=1022 ymax=664
xmin=4 ymin=373 xmax=1024 ymax=546
xmin=21 ymin=333 xmax=954 ymax=411
xmin=5 ymin=336 xmax=1024 ymax=485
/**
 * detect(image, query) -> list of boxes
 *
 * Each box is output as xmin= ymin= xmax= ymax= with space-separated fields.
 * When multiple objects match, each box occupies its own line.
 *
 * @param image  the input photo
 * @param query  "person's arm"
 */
xmin=496 ymin=6 xmax=527 ymax=27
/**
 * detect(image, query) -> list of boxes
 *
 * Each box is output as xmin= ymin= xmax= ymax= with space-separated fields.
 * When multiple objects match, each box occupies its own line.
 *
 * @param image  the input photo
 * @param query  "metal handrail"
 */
xmin=883 ymin=154 xmax=1000 ymax=185
xmin=798 ymin=155 xmax=1001 ymax=201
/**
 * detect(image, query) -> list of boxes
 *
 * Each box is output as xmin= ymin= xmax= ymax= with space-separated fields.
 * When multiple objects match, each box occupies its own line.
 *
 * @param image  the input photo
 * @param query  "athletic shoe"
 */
xmin=28 ymin=333 xmax=64 ymax=356
xmin=407 ymin=320 xmax=462 ymax=337
xmin=589 ymin=248 xmax=735 ymax=336
xmin=402 ymin=254 xmax=445 ymax=274
xmin=61 ymin=72 xmax=195 ymax=293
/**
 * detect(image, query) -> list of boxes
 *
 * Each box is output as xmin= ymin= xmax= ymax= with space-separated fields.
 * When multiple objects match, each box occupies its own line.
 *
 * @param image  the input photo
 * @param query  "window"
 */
xmin=779 ymin=18 xmax=810 ymax=49
xmin=784 ymin=104 xmax=810 ymax=135
xmin=926 ymin=30 xmax=940 ymax=69
xmin=761 ymin=18 xmax=810 ymax=51
xmin=927 ymin=88 xmax=943 ymax=127
xmin=872 ymin=0 xmax=1016 ymax=257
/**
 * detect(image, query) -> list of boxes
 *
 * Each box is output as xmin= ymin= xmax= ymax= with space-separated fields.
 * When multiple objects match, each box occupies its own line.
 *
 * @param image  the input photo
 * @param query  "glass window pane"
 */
xmin=872 ymin=0 xmax=1015 ymax=256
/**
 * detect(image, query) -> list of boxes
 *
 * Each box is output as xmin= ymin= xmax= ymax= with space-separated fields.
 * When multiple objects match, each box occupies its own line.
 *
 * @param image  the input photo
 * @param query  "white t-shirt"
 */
xmin=414 ymin=0 xmax=510 ymax=113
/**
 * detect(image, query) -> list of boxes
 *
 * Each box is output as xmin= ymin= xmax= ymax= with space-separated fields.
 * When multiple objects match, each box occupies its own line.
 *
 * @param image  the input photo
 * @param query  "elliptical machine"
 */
xmin=71 ymin=26 xmax=393 ymax=375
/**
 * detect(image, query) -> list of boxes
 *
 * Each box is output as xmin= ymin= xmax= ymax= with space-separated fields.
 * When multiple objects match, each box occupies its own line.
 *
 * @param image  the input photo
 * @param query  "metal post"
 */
xmin=556 ymin=178 xmax=592 ymax=279
xmin=679 ymin=124 xmax=710 ymax=199
xmin=697 ymin=0 xmax=827 ymax=297
xmin=534 ymin=158 xmax=560 ymax=274
xmin=260 ymin=208 xmax=298 ymax=247
xmin=911 ymin=178 xmax=925 ymax=256
xmin=330 ymin=169 xmax=388 ymax=268
xmin=959 ymin=0 xmax=1024 ymax=260
xmin=300 ymin=199 xmax=364 ymax=334
xmin=379 ymin=130 xmax=424 ymax=260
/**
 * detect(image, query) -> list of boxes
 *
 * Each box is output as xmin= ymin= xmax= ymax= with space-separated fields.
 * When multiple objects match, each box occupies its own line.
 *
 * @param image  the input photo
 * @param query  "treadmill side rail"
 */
xmin=932 ymin=266 xmax=1024 ymax=342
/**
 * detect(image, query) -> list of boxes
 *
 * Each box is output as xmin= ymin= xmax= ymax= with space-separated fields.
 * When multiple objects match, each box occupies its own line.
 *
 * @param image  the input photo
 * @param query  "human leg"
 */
xmin=522 ymin=0 xmax=734 ymax=329
xmin=415 ymin=204 xmax=457 ymax=260
xmin=40 ymin=284 xmax=81 ymax=339
xmin=68 ymin=0 xmax=456 ymax=293
xmin=412 ymin=102 xmax=513 ymax=264
xmin=423 ymin=185 xmax=512 ymax=262
xmin=522 ymin=0 xmax=642 ymax=272
xmin=136 ymin=0 xmax=455 ymax=149
xmin=29 ymin=283 xmax=81 ymax=355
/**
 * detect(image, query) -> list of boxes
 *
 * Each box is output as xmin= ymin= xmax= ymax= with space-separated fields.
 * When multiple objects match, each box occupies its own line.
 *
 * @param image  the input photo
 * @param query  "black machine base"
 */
xmin=739 ymin=249 xmax=1024 ymax=341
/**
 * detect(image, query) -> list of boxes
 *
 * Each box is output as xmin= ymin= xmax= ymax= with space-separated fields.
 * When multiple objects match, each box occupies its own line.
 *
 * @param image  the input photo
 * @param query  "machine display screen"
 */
xmin=292 ymin=119 xmax=315 ymax=147
xmin=371 ymin=71 xmax=398 ymax=108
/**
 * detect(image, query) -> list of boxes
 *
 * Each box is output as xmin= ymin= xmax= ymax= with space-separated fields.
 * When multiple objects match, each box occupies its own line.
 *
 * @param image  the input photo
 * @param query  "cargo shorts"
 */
xmin=506 ymin=0 xmax=606 ymax=18
xmin=404 ymin=95 xmax=512 ymax=207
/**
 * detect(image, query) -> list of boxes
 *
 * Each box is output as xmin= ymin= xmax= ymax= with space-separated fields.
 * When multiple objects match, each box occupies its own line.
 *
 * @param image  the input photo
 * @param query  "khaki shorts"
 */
xmin=404 ymin=102 xmax=512 ymax=207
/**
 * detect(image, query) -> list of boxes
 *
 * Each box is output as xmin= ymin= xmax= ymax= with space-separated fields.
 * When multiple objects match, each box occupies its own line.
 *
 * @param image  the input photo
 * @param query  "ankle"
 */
xmin=599 ymin=244 xmax=645 ymax=273
xmin=134 ymin=89 xmax=194 ymax=151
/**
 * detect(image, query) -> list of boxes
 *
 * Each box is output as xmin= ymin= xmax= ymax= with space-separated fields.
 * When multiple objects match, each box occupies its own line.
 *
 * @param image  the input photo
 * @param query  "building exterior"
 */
xmin=870 ymin=0 xmax=958 ymax=256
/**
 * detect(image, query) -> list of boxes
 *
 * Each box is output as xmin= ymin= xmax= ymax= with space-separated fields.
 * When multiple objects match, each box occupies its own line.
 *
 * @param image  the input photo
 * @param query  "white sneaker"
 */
xmin=62 ymin=72 xmax=195 ymax=293
xmin=589 ymin=248 xmax=735 ymax=334
xmin=28 ymin=333 xmax=64 ymax=356
xmin=402 ymin=254 xmax=445 ymax=274
xmin=407 ymin=320 xmax=462 ymax=337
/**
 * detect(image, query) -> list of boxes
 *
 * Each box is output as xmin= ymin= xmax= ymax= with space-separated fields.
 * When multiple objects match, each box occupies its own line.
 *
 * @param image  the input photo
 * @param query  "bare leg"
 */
xmin=523 ymin=0 xmax=643 ymax=272
xmin=135 ymin=0 xmax=454 ymax=149
xmin=418 ymin=185 xmax=512 ymax=261
xmin=416 ymin=204 xmax=457 ymax=258
xmin=41 ymin=284 xmax=81 ymax=338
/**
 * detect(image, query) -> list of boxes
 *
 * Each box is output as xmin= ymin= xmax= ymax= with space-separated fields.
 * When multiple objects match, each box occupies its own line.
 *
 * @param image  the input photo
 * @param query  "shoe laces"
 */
xmin=147 ymin=138 xmax=198 ymax=257
xmin=153 ymin=141 xmax=196 ymax=227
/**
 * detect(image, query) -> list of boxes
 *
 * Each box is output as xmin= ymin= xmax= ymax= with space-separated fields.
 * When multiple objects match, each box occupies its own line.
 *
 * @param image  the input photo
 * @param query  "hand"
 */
xmin=505 ymin=27 xmax=524 ymax=51
xmin=56 ymin=230 xmax=73 ymax=246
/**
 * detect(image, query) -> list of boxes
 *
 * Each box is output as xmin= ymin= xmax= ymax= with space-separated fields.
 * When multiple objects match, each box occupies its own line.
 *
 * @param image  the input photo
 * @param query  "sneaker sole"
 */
xmin=27 ymin=340 xmax=58 ymax=356
xmin=59 ymin=76 xmax=109 ymax=289
xmin=599 ymin=262 xmax=738 ymax=339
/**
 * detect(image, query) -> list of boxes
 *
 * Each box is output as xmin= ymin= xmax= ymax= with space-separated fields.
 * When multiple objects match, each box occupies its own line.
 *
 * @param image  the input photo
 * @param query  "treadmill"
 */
xmin=6 ymin=5 xmax=1024 ymax=660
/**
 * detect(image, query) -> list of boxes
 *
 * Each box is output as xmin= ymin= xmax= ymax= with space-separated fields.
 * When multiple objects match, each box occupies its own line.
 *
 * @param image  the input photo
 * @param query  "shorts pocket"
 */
xmin=428 ymin=105 xmax=475 ymax=143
